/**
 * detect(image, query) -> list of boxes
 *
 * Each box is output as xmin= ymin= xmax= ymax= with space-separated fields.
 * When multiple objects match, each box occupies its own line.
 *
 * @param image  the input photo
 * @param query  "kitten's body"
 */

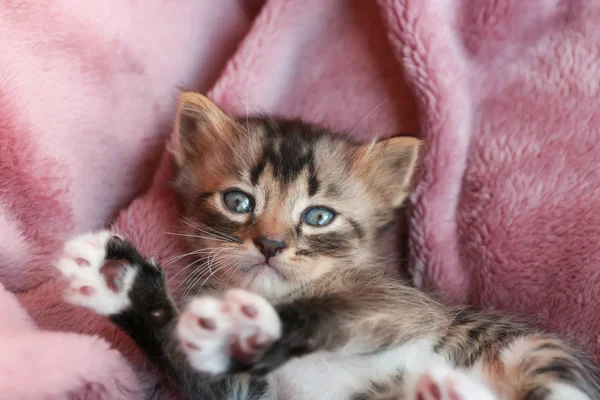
xmin=54 ymin=92 xmax=600 ymax=400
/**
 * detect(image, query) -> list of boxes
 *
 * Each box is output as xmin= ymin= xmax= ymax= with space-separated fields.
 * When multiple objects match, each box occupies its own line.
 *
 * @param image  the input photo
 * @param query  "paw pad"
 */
xmin=176 ymin=289 xmax=282 ymax=375
xmin=197 ymin=317 xmax=217 ymax=331
xmin=99 ymin=259 xmax=131 ymax=293
xmin=75 ymin=257 xmax=91 ymax=267
xmin=411 ymin=367 xmax=497 ymax=400
xmin=241 ymin=304 xmax=258 ymax=318
xmin=79 ymin=286 xmax=97 ymax=296
xmin=54 ymin=231 xmax=137 ymax=315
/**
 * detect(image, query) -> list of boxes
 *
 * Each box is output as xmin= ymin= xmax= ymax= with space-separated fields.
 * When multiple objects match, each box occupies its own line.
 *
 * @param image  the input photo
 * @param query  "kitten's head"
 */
xmin=171 ymin=92 xmax=421 ymax=299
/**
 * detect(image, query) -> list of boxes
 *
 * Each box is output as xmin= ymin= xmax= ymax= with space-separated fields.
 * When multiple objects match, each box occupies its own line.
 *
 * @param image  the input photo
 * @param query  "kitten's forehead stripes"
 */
xmin=307 ymin=162 xmax=319 ymax=197
xmin=325 ymin=184 xmax=341 ymax=198
xmin=247 ymin=119 xmax=323 ymax=196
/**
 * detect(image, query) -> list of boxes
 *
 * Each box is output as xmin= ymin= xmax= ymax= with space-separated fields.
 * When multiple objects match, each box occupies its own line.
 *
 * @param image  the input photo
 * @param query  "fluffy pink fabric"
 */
xmin=394 ymin=0 xmax=600 ymax=363
xmin=0 ymin=0 xmax=256 ymax=397
xmin=2 ymin=0 xmax=600 ymax=398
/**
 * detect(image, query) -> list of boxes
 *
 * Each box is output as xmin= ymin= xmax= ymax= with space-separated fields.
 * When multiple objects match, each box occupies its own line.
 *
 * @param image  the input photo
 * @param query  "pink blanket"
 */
xmin=2 ymin=0 xmax=600 ymax=398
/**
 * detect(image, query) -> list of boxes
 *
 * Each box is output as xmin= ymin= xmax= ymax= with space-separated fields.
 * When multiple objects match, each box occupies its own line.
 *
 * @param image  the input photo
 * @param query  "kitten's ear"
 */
xmin=356 ymin=136 xmax=422 ymax=208
xmin=171 ymin=91 xmax=236 ymax=166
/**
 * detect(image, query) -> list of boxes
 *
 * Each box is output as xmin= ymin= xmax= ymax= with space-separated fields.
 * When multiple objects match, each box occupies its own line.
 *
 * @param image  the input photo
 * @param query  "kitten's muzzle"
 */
xmin=253 ymin=237 xmax=288 ymax=260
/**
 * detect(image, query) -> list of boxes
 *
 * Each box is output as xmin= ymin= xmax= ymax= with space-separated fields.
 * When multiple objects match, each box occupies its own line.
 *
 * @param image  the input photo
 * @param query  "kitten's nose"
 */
xmin=253 ymin=237 xmax=288 ymax=260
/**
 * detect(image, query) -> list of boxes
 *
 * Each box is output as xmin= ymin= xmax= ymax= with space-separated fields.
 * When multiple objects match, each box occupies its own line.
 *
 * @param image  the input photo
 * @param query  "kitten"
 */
xmin=55 ymin=92 xmax=600 ymax=400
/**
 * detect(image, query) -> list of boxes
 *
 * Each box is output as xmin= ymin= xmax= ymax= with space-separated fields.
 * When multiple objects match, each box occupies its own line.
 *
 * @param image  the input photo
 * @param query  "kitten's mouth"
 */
xmin=248 ymin=262 xmax=285 ymax=280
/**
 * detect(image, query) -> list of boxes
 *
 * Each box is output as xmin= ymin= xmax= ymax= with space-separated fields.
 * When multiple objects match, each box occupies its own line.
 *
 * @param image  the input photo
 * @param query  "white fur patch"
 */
xmin=272 ymin=337 xmax=446 ymax=400
xmin=499 ymin=336 xmax=534 ymax=369
xmin=546 ymin=383 xmax=591 ymax=400
xmin=177 ymin=289 xmax=281 ymax=375
xmin=54 ymin=230 xmax=135 ymax=315
xmin=405 ymin=365 xmax=497 ymax=400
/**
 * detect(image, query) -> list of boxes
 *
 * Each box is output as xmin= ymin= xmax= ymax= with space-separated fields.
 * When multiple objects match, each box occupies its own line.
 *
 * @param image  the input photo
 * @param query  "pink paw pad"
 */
xmin=84 ymin=239 xmax=101 ymax=248
xmin=79 ymin=286 xmax=97 ymax=296
xmin=75 ymin=257 xmax=91 ymax=267
xmin=197 ymin=317 xmax=217 ymax=331
xmin=412 ymin=368 xmax=497 ymax=400
xmin=416 ymin=375 xmax=452 ymax=400
xmin=55 ymin=231 xmax=136 ymax=316
xmin=182 ymin=341 xmax=201 ymax=350
xmin=241 ymin=304 xmax=258 ymax=318
xmin=99 ymin=259 xmax=131 ymax=293
xmin=176 ymin=289 xmax=282 ymax=375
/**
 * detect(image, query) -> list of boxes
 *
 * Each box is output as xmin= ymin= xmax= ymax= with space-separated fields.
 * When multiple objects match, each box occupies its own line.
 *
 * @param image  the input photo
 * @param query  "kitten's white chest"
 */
xmin=268 ymin=338 xmax=442 ymax=400
xmin=273 ymin=353 xmax=361 ymax=399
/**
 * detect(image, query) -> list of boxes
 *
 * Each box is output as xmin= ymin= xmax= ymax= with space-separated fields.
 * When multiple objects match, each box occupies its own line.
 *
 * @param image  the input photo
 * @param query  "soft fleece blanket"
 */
xmin=2 ymin=0 xmax=600 ymax=398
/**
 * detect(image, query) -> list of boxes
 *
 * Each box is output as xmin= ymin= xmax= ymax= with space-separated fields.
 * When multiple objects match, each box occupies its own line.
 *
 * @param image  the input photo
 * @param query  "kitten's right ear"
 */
xmin=171 ymin=91 xmax=236 ymax=167
xmin=355 ymin=136 xmax=422 ymax=209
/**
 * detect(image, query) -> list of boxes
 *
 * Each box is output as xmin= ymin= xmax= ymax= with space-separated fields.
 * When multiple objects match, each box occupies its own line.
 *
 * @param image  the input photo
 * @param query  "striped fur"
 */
xmin=102 ymin=92 xmax=599 ymax=400
xmin=171 ymin=91 xmax=420 ymax=301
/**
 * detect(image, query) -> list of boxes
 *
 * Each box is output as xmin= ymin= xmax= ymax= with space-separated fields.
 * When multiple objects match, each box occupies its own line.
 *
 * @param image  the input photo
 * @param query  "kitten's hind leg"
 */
xmin=501 ymin=337 xmax=597 ymax=400
xmin=405 ymin=366 xmax=497 ymax=400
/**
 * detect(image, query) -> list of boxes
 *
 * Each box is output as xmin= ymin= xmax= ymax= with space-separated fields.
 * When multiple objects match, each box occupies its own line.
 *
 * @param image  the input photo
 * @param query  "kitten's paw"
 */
xmin=408 ymin=366 xmax=497 ymax=400
xmin=176 ymin=289 xmax=281 ymax=375
xmin=54 ymin=231 xmax=137 ymax=315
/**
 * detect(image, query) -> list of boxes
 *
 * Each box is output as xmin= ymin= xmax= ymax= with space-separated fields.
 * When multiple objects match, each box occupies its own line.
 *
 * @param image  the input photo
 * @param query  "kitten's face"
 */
xmin=171 ymin=93 xmax=420 ymax=299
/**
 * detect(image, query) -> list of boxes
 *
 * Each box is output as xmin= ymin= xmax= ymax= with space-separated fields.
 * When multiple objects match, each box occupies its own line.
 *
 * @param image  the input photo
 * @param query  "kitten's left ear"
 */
xmin=356 ymin=136 xmax=422 ymax=208
xmin=171 ymin=91 xmax=237 ymax=167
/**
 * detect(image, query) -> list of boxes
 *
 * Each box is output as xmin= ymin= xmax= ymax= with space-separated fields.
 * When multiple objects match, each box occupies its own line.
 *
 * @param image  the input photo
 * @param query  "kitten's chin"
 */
xmin=237 ymin=267 xmax=294 ymax=301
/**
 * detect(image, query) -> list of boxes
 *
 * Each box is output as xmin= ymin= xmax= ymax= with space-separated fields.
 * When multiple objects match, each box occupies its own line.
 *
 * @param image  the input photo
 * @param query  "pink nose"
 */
xmin=253 ymin=237 xmax=288 ymax=260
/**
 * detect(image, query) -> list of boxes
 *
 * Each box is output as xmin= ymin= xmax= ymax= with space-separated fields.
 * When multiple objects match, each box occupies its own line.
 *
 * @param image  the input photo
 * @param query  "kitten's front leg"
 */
xmin=179 ymin=277 xmax=445 ymax=377
xmin=54 ymin=231 xmax=261 ymax=399
xmin=176 ymin=290 xmax=282 ymax=375
xmin=55 ymin=231 xmax=177 ymax=361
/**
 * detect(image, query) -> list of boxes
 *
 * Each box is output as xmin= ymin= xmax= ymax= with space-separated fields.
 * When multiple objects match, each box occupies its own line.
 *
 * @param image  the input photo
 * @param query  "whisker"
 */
xmin=175 ymin=248 xmax=225 ymax=292
xmin=179 ymin=219 xmax=232 ymax=242
xmin=196 ymin=261 xmax=232 ymax=292
xmin=166 ymin=252 xmax=223 ymax=284
xmin=181 ymin=249 xmax=233 ymax=295
xmin=161 ymin=249 xmax=204 ymax=267
xmin=162 ymin=247 xmax=226 ymax=267
xmin=347 ymin=99 xmax=387 ymax=139
xmin=179 ymin=262 xmax=218 ymax=298
xmin=171 ymin=258 xmax=206 ymax=290
xmin=179 ymin=218 xmax=243 ymax=244
xmin=164 ymin=231 xmax=230 ymax=243
xmin=245 ymin=87 xmax=250 ymax=135
xmin=194 ymin=252 xmax=248 ymax=293
xmin=182 ymin=255 xmax=234 ymax=298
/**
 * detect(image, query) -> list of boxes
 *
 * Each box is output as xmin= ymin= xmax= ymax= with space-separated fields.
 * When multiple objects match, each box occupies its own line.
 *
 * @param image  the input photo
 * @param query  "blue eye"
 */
xmin=303 ymin=207 xmax=336 ymax=227
xmin=223 ymin=190 xmax=253 ymax=213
